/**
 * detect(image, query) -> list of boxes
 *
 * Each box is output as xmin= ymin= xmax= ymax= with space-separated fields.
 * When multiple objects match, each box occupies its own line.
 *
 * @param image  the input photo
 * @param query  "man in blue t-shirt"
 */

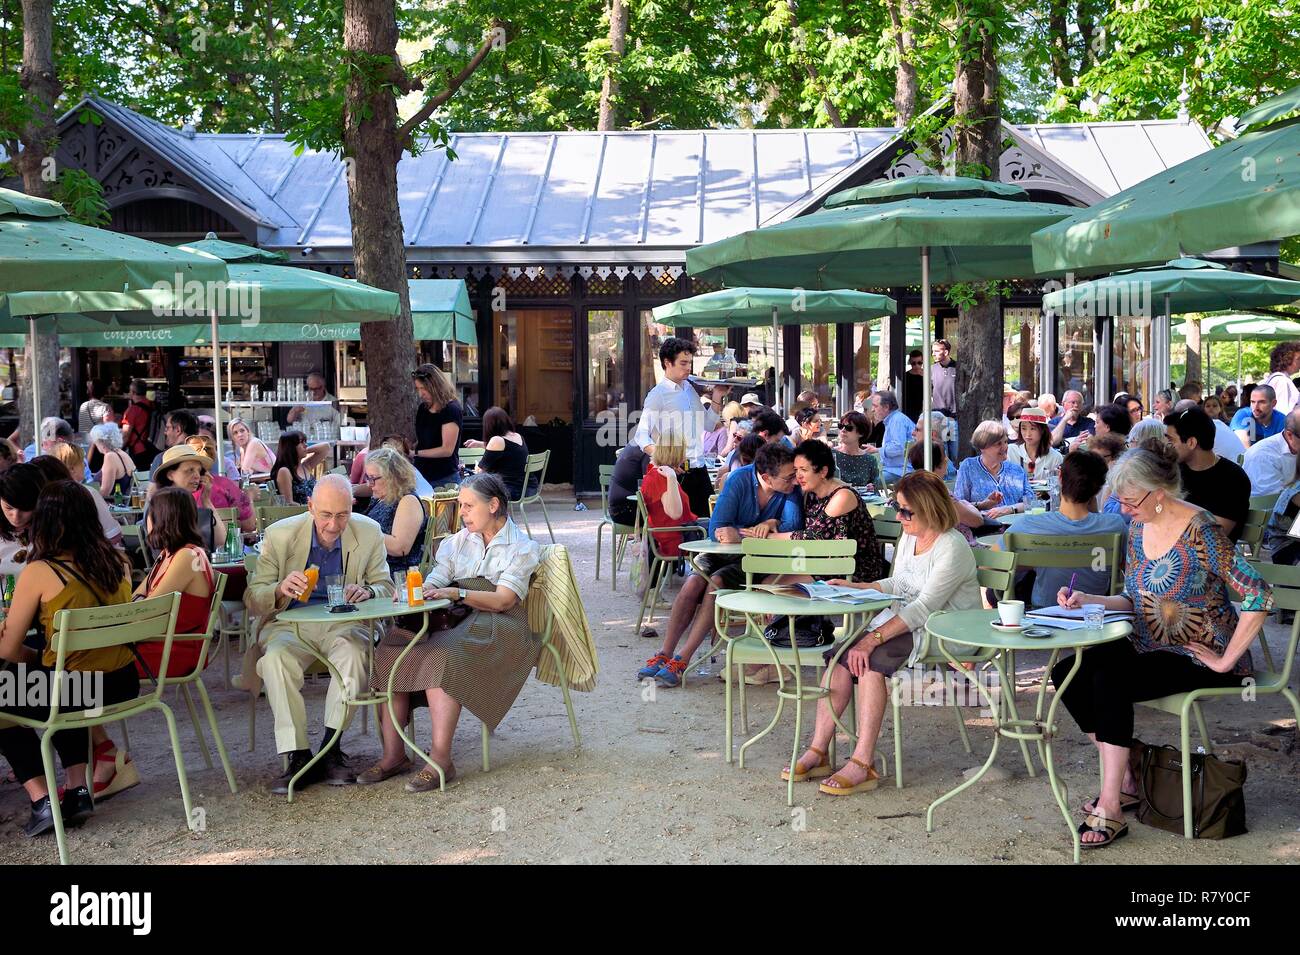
xmin=1002 ymin=450 xmax=1126 ymax=608
xmin=1230 ymin=384 xmax=1285 ymax=448
xmin=637 ymin=442 xmax=802 ymax=687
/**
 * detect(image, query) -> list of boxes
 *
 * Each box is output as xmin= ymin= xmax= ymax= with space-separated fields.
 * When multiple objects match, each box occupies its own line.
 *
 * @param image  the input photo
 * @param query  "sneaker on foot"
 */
xmin=655 ymin=657 xmax=688 ymax=687
xmin=637 ymin=652 xmax=671 ymax=680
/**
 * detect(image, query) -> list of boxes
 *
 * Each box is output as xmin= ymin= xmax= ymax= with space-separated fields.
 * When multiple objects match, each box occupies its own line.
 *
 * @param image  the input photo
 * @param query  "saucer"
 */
xmin=990 ymin=621 xmax=1024 ymax=631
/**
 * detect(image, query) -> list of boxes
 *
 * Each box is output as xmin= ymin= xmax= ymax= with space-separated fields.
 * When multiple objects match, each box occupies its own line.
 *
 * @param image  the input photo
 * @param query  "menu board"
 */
xmin=280 ymin=342 xmax=324 ymax=377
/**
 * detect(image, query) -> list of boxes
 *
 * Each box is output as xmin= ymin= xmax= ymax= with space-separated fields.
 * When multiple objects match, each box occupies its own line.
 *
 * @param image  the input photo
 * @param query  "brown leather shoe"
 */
xmin=356 ymin=758 xmax=413 ymax=785
xmin=404 ymin=762 xmax=455 ymax=793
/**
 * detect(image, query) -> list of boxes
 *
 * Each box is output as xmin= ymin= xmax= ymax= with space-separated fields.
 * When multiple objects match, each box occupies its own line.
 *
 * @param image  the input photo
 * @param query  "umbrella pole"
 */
xmin=28 ymin=317 xmax=40 ymax=436
xmin=1236 ymin=336 xmax=1242 ymax=391
xmin=772 ymin=306 xmax=779 ymax=410
xmin=921 ymin=247 xmax=932 ymax=473
xmin=210 ymin=310 xmax=225 ymax=477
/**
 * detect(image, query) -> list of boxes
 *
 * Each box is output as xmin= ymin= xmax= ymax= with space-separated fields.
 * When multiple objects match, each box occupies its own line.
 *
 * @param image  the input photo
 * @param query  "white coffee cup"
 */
xmin=997 ymin=600 xmax=1025 ymax=627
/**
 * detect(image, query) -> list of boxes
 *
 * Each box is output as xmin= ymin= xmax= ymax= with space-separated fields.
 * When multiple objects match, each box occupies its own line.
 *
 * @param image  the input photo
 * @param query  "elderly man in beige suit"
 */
xmin=245 ymin=474 xmax=393 ymax=794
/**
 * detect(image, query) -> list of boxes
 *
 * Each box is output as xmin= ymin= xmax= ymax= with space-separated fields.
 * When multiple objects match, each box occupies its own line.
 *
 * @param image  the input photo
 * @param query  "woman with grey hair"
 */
xmin=953 ymin=419 xmax=1034 ymax=518
xmin=363 ymin=472 xmax=541 ymax=791
xmin=1052 ymin=440 xmax=1274 ymax=849
xmin=1152 ymin=388 xmax=1177 ymax=420
xmin=1125 ymin=416 xmax=1169 ymax=450
xmin=89 ymin=422 xmax=134 ymax=501
xmin=362 ymin=446 xmax=428 ymax=574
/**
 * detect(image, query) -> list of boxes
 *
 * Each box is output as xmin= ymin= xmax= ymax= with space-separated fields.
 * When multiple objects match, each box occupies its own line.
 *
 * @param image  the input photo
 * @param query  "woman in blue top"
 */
xmin=953 ymin=420 xmax=1033 ymax=519
xmin=363 ymin=447 xmax=429 ymax=574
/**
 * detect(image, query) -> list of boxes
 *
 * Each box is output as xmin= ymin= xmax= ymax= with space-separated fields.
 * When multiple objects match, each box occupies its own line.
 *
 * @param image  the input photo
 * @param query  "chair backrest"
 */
xmin=598 ymin=464 xmax=615 ymax=519
xmin=458 ymin=447 xmax=485 ymax=466
xmin=739 ymin=537 xmax=856 ymax=583
xmin=159 ymin=571 xmax=229 ymax=681
xmin=1238 ymin=508 xmax=1271 ymax=555
xmin=1249 ymin=492 xmax=1281 ymax=512
xmin=49 ymin=592 xmax=181 ymax=716
xmin=211 ymin=505 xmax=238 ymax=526
xmin=133 ymin=470 xmax=151 ymax=489
xmin=973 ymin=547 xmax=1018 ymax=593
xmin=1002 ymin=531 xmax=1125 ymax=598
xmin=707 ymin=493 xmax=718 ymax=515
xmin=423 ymin=491 xmax=461 ymax=537
xmin=1244 ymin=560 xmax=1300 ymax=683
xmin=526 ymin=450 xmax=550 ymax=489
xmin=257 ymin=504 xmax=307 ymax=533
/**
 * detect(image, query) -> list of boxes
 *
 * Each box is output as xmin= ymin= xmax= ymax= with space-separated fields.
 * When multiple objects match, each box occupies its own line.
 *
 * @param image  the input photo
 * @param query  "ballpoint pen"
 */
xmin=1066 ymin=572 xmax=1077 ymax=599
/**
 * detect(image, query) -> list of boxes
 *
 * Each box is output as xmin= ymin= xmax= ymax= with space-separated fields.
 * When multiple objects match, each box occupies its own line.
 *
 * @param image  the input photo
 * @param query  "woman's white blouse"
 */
xmin=867 ymin=528 xmax=981 ymax=663
xmin=425 ymin=518 xmax=541 ymax=600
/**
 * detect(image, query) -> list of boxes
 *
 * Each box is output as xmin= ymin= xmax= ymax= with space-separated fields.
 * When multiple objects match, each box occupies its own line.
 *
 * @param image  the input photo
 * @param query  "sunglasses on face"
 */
xmin=896 ymin=507 xmax=916 ymax=521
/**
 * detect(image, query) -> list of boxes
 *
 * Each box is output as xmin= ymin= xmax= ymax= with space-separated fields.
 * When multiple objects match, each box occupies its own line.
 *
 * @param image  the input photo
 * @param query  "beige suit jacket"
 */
xmin=237 ymin=511 xmax=394 ymax=694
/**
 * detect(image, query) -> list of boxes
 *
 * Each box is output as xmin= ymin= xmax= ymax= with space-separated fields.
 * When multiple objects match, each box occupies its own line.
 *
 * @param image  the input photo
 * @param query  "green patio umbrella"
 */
xmin=1041 ymin=258 xmax=1300 ymax=391
xmin=653 ymin=288 xmax=895 ymax=409
xmin=1234 ymin=83 xmax=1300 ymax=135
xmin=0 ymin=189 xmax=230 ymax=425
xmin=1173 ymin=314 xmax=1300 ymax=341
xmin=686 ymin=176 xmax=1077 ymax=470
xmin=1030 ymin=121 xmax=1300 ymax=275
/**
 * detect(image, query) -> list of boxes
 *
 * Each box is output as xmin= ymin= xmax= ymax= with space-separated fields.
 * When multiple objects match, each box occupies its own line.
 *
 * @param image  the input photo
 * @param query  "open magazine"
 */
xmin=752 ymin=581 xmax=900 ymax=605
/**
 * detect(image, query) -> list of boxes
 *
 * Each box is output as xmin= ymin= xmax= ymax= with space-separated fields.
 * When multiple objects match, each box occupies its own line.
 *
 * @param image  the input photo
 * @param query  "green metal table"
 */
xmin=923 ymin=609 xmax=1131 ymax=862
xmin=714 ymin=589 xmax=892 ymax=805
xmin=995 ymin=509 xmax=1046 ymax=527
xmin=275 ymin=595 xmax=451 ymax=800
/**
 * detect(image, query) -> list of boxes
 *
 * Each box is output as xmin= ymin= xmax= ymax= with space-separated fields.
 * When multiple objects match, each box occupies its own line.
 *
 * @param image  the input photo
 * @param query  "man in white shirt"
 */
xmin=287 ymin=370 xmax=342 ymax=436
xmin=1242 ymin=410 xmax=1300 ymax=496
xmin=634 ymin=337 xmax=713 ymax=516
xmin=1261 ymin=342 xmax=1300 ymax=416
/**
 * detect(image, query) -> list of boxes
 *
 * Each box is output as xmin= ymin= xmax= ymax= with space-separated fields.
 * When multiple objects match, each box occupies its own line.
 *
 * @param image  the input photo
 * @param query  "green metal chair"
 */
xmin=885 ymin=546 xmax=1035 ymax=787
xmin=1238 ymin=508 xmax=1271 ymax=560
xmin=6 ymin=592 xmax=192 ymax=865
xmin=256 ymin=504 xmax=307 ymax=534
xmin=1135 ymin=560 xmax=1300 ymax=838
xmin=634 ymin=492 xmax=706 ymax=631
xmin=1001 ymin=532 xmax=1125 ymax=600
xmin=713 ymin=537 xmax=858 ymax=805
xmin=126 ymin=573 xmax=238 ymax=795
xmin=458 ymin=447 xmax=485 ymax=471
xmin=1249 ymin=492 xmax=1281 ymax=513
xmin=594 ymin=463 xmax=637 ymax=590
xmin=511 ymin=450 xmax=554 ymax=542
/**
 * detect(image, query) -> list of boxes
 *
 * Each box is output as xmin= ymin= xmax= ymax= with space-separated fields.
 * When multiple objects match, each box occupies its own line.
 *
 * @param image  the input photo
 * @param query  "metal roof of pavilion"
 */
xmin=53 ymin=97 xmax=1215 ymax=266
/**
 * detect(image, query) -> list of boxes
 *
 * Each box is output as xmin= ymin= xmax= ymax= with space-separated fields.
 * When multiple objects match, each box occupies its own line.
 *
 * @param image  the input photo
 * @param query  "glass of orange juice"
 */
xmin=299 ymin=564 xmax=320 ymax=602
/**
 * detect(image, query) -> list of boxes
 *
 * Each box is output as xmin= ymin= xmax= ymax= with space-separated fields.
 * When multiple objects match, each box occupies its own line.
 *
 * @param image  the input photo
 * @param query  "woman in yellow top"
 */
xmin=0 ymin=480 xmax=138 ymax=838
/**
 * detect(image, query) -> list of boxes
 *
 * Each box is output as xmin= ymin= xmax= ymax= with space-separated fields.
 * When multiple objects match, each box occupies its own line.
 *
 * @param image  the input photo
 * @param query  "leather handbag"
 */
xmin=764 ymin=615 xmax=833 ymax=648
xmin=1132 ymin=738 xmax=1248 ymax=840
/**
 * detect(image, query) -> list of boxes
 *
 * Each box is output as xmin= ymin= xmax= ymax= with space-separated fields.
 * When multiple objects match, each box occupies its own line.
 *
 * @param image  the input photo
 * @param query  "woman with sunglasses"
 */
xmin=411 ymin=363 xmax=463 ymax=489
xmin=1052 ymin=440 xmax=1273 ymax=849
xmin=834 ymin=411 xmax=880 ymax=490
xmin=782 ymin=470 xmax=980 ymax=794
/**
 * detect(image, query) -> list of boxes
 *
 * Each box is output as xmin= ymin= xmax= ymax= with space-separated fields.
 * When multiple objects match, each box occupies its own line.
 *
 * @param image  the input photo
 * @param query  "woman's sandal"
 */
xmin=93 ymin=741 xmax=141 ymax=801
xmin=1078 ymin=813 xmax=1129 ymax=850
xmin=818 ymin=756 xmax=880 ymax=796
xmin=781 ymin=745 xmax=833 ymax=782
xmin=1081 ymin=792 xmax=1140 ymax=816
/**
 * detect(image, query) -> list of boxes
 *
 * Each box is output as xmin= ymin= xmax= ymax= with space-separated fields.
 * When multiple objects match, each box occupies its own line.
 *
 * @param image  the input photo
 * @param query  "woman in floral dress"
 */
xmin=1053 ymin=442 xmax=1273 ymax=850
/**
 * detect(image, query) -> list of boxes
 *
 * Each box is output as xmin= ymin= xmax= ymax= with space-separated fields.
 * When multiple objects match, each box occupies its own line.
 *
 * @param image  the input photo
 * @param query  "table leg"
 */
xmin=385 ymin=617 xmax=441 ymax=789
xmin=737 ymin=615 xmax=787 ymax=769
xmin=994 ymin=651 xmax=1037 ymax=778
xmin=1041 ymin=645 xmax=1087 ymax=864
xmin=286 ymin=623 xmax=350 ymax=803
xmin=927 ymin=642 xmax=1005 ymax=833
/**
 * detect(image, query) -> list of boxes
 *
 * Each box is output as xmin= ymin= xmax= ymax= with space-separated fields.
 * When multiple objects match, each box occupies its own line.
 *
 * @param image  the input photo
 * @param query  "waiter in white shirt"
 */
xmin=634 ymin=337 xmax=714 ymax=516
xmin=1262 ymin=342 xmax=1300 ymax=416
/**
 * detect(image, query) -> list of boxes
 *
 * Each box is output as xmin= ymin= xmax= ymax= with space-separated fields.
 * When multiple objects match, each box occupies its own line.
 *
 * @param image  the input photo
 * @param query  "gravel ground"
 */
xmin=2 ymin=493 xmax=1297 ymax=865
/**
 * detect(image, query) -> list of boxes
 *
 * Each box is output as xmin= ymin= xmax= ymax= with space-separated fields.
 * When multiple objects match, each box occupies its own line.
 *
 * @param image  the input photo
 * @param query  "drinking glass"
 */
xmin=1083 ymin=603 xmax=1105 ymax=630
xmin=326 ymin=575 xmax=346 ymax=608
xmin=393 ymin=570 xmax=408 ymax=604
